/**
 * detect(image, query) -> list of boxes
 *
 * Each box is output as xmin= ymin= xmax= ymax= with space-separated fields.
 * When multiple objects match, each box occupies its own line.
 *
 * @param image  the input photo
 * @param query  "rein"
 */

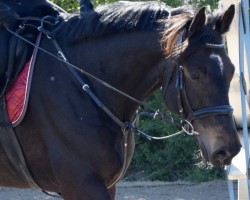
xmin=50 ymin=34 xmax=195 ymax=138
xmin=5 ymin=17 xmax=194 ymax=138
xmin=5 ymin=18 xmax=195 ymax=190
xmin=5 ymin=15 xmax=234 ymax=139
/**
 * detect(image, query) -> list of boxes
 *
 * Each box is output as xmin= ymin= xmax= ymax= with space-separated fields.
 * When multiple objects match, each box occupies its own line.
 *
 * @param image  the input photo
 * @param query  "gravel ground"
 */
xmin=0 ymin=180 xmax=235 ymax=200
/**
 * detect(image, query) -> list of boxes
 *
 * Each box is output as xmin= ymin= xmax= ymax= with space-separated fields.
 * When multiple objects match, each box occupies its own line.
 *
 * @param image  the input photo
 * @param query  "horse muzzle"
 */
xmin=196 ymin=134 xmax=241 ymax=166
xmin=211 ymin=145 xmax=241 ymax=166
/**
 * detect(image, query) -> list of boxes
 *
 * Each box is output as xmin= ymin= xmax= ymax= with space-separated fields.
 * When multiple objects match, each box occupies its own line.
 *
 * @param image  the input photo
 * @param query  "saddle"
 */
xmin=0 ymin=20 xmax=39 ymax=187
xmin=0 ymin=14 xmax=62 ymax=188
xmin=0 ymin=23 xmax=37 ymax=99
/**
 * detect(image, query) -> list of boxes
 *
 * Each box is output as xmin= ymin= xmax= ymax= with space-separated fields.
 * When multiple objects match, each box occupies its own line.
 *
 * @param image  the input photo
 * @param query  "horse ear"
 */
xmin=189 ymin=7 xmax=206 ymax=36
xmin=215 ymin=5 xmax=235 ymax=34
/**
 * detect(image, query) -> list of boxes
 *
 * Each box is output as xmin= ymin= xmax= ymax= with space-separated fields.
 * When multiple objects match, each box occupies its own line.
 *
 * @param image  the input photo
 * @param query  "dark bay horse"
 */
xmin=0 ymin=1 xmax=241 ymax=199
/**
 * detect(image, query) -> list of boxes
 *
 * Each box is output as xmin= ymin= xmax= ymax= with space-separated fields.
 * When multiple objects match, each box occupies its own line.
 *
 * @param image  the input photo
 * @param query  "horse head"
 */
xmin=163 ymin=5 xmax=241 ymax=166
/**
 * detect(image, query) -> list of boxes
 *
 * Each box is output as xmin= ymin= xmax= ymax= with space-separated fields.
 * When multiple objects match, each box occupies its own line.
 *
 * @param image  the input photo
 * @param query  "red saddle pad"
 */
xmin=5 ymin=60 xmax=32 ymax=125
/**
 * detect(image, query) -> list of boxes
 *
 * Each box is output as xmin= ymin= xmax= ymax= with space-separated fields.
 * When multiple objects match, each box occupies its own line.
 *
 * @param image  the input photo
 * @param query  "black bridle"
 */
xmin=164 ymin=42 xmax=233 ymax=125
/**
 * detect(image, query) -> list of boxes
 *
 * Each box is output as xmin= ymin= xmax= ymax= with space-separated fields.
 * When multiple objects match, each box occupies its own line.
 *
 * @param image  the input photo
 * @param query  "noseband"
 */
xmin=170 ymin=42 xmax=233 ymax=122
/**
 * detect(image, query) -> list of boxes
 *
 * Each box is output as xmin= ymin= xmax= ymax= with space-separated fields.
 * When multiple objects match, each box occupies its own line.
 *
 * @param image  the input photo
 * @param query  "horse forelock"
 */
xmin=161 ymin=14 xmax=193 ymax=57
xmin=162 ymin=7 xmax=230 ymax=58
xmin=56 ymin=1 xmax=193 ymax=44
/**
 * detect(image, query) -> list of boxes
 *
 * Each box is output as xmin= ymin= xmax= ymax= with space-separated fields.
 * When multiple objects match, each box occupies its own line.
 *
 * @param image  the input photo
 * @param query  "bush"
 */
xmin=126 ymin=91 xmax=224 ymax=182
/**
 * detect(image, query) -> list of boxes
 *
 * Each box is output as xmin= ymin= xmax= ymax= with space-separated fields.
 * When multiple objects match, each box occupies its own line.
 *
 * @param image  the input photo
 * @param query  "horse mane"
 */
xmin=56 ymin=1 xmax=229 ymax=57
xmin=57 ymin=1 xmax=194 ymax=45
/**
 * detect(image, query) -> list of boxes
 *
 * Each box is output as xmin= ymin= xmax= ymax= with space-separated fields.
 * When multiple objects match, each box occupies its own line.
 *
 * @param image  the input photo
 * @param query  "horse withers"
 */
xmin=0 ymin=1 xmax=241 ymax=199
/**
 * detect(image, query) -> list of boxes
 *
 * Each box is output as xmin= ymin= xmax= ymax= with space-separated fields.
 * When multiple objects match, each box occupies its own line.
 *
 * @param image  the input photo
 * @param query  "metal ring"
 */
xmin=181 ymin=120 xmax=194 ymax=135
xmin=153 ymin=110 xmax=159 ymax=118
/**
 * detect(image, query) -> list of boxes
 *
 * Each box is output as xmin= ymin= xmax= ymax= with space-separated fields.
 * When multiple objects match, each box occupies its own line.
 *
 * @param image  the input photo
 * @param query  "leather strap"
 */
xmin=0 ymin=98 xmax=38 ymax=187
xmin=188 ymin=105 xmax=233 ymax=121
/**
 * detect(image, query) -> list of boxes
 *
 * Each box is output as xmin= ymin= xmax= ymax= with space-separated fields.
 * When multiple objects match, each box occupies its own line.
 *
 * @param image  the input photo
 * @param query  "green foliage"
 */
xmin=52 ymin=0 xmax=79 ymax=12
xmin=52 ymin=0 xmax=219 ymax=11
xmin=126 ymin=91 xmax=224 ymax=181
xmin=94 ymin=0 xmax=117 ymax=6
xmin=186 ymin=164 xmax=225 ymax=182
xmin=186 ymin=0 xmax=219 ymax=10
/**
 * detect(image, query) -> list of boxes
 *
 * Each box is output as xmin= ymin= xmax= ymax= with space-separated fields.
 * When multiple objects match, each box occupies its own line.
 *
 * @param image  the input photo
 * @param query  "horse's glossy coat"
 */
xmin=0 ymin=1 xmax=241 ymax=199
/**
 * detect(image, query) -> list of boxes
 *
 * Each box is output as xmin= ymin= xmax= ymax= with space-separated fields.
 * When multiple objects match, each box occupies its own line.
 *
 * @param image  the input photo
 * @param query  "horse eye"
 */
xmin=191 ymin=73 xmax=199 ymax=80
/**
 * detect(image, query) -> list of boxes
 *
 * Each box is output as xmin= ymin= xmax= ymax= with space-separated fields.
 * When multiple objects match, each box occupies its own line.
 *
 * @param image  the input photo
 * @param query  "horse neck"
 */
xmin=70 ymin=31 xmax=166 ymax=121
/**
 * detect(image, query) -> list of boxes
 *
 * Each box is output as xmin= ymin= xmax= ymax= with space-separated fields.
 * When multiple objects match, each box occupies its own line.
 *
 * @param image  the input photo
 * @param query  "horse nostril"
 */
xmin=216 ymin=150 xmax=227 ymax=159
xmin=212 ymin=144 xmax=242 ymax=166
xmin=213 ymin=149 xmax=230 ymax=165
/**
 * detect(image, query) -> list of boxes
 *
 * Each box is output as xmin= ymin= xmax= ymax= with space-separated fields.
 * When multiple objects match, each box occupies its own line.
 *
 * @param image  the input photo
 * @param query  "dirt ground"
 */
xmin=0 ymin=180 xmax=235 ymax=200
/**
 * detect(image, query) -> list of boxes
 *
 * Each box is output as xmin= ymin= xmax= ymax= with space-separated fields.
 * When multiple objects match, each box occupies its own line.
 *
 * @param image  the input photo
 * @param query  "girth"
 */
xmin=0 ymin=98 xmax=38 ymax=187
xmin=0 ymin=26 xmax=41 ymax=187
